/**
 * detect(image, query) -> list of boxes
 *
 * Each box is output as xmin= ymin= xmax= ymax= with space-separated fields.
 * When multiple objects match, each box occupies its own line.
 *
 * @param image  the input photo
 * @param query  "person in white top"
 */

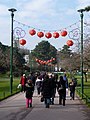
xmin=36 ymin=76 xmax=43 ymax=97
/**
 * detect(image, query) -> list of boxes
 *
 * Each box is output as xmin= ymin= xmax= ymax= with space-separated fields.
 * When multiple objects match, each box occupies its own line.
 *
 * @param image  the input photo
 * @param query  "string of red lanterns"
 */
xmin=14 ymin=19 xmax=78 ymax=47
xmin=35 ymin=58 xmax=55 ymax=65
xmin=29 ymin=29 xmax=68 ymax=39
xmin=18 ymin=24 xmax=74 ymax=47
xmin=28 ymin=29 xmax=73 ymax=47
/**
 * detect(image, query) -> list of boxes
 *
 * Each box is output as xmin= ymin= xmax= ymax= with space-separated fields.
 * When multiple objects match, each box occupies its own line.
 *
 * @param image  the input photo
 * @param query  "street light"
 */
xmin=8 ymin=8 xmax=17 ymax=94
xmin=77 ymin=7 xmax=90 ymax=99
xmin=77 ymin=9 xmax=85 ymax=99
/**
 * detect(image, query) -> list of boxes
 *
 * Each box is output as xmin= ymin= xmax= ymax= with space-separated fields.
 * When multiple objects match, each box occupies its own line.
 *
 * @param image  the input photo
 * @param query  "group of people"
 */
xmin=19 ymin=72 xmax=76 ymax=108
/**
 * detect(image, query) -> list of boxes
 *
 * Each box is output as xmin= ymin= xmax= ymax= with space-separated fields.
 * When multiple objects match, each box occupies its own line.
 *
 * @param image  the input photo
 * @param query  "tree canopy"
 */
xmin=0 ymin=42 xmax=25 ymax=75
xmin=31 ymin=40 xmax=57 ymax=61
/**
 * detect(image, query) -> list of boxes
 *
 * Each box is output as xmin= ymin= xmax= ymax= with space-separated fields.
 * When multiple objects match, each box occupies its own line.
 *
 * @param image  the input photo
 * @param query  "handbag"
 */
xmin=17 ymin=84 xmax=21 ymax=88
xmin=58 ymin=85 xmax=64 ymax=92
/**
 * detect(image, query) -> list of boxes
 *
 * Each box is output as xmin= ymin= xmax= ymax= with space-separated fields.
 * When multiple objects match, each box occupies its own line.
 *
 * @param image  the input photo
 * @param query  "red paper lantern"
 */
xmin=40 ymin=61 xmax=43 ymax=64
xmin=53 ymin=32 xmax=59 ymax=38
xmin=37 ymin=31 xmax=44 ymax=38
xmin=29 ymin=29 xmax=36 ymax=36
xmin=38 ymin=60 xmax=41 ymax=63
xmin=45 ymin=32 xmax=52 ymax=39
xmin=66 ymin=40 xmax=73 ymax=46
xmin=46 ymin=60 xmax=50 ymax=64
xmin=44 ymin=61 xmax=47 ymax=64
xmin=49 ymin=59 xmax=52 ymax=62
xmin=35 ymin=58 xmax=39 ymax=62
xmin=52 ymin=58 xmax=55 ymax=61
xmin=19 ymin=39 xmax=26 ymax=45
xmin=43 ymin=61 xmax=46 ymax=64
xmin=61 ymin=30 xmax=67 ymax=37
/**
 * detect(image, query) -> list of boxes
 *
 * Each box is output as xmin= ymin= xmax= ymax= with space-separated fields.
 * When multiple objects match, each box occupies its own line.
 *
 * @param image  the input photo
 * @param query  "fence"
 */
xmin=0 ymin=87 xmax=20 ymax=101
xmin=76 ymin=87 xmax=90 ymax=104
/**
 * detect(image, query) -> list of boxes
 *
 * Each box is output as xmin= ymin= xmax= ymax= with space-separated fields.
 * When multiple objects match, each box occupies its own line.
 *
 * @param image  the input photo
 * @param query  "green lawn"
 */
xmin=74 ymin=74 xmax=90 ymax=106
xmin=0 ymin=76 xmax=20 ymax=100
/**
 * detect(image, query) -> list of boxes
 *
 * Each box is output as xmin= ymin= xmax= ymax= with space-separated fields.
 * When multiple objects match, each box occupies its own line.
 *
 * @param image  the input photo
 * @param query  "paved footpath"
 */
xmin=0 ymin=89 xmax=90 ymax=120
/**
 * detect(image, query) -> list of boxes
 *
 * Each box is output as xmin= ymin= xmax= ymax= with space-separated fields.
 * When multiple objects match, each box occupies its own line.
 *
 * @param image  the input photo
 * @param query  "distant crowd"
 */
xmin=19 ymin=71 xmax=77 ymax=108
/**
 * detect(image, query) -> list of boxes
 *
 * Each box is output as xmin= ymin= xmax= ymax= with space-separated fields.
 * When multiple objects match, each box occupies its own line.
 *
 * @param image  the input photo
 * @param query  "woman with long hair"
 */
xmin=57 ymin=76 xmax=66 ymax=106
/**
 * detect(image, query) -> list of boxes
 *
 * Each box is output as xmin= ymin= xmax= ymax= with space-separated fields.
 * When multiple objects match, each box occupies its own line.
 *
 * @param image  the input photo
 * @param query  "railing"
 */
xmin=0 ymin=87 xmax=20 ymax=101
xmin=76 ymin=87 xmax=90 ymax=104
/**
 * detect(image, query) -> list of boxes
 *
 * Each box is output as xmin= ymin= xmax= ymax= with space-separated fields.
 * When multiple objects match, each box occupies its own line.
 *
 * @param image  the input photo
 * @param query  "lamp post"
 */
xmin=78 ymin=7 xmax=90 ymax=99
xmin=8 ymin=8 xmax=17 ymax=94
xmin=77 ymin=9 xmax=85 ymax=99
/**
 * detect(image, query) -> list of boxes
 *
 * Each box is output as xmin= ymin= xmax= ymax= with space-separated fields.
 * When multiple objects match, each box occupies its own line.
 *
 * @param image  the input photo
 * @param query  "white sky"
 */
xmin=0 ymin=0 xmax=90 ymax=50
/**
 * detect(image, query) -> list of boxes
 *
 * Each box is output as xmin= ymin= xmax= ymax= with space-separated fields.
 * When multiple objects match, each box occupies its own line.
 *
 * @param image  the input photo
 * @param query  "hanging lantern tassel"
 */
xmin=66 ymin=40 xmax=73 ymax=46
xmin=19 ymin=39 xmax=26 ymax=46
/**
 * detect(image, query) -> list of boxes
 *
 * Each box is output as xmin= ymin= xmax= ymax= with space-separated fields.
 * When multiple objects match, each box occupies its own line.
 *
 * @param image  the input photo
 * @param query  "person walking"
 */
xmin=63 ymin=73 xmax=68 ymax=99
xmin=49 ymin=73 xmax=56 ymax=105
xmin=57 ymin=76 xmax=66 ymax=106
xmin=69 ymin=79 xmax=76 ymax=100
xmin=41 ymin=74 xmax=52 ymax=108
xmin=36 ymin=76 xmax=43 ymax=97
xmin=25 ymin=79 xmax=34 ymax=108
xmin=20 ymin=74 xmax=27 ymax=92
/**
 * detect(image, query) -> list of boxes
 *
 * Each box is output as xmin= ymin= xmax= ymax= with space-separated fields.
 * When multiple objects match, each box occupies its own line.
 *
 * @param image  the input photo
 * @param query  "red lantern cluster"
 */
xmin=29 ymin=29 xmax=68 ymax=39
xmin=66 ymin=40 xmax=73 ymax=46
xmin=19 ymin=39 xmax=26 ymax=45
xmin=35 ymin=58 xmax=55 ymax=65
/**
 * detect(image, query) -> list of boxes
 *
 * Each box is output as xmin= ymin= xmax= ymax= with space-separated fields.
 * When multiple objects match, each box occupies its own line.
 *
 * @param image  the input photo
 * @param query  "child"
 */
xmin=69 ymin=79 xmax=76 ymax=100
xmin=25 ymin=79 xmax=34 ymax=108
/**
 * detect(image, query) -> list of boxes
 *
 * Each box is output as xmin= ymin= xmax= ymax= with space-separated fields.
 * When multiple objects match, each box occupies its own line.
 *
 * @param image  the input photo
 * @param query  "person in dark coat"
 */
xmin=41 ymin=74 xmax=52 ymax=108
xmin=69 ymin=79 xmax=76 ymax=100
xmin=63 ymin=73 xmax=68 ymax=99
xmin=25 ymin=79 xmax=34 ymax=108
xmin=49 ymin=74 xmax=56 ymax=105
xmin=57 ymin=76 xmax=66 ymax=106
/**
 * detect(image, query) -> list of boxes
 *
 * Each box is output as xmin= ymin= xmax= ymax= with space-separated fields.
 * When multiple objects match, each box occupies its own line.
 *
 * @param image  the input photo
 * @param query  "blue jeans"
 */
xmin=44 ymin=98 xmax=50 ymax=108
xmin=70 ymin=91 xmax=75 ymax=100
